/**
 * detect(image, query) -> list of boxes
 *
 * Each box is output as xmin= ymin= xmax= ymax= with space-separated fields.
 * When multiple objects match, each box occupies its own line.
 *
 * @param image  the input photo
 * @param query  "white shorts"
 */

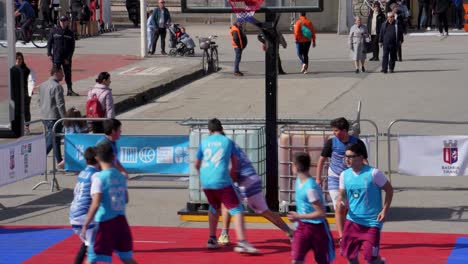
xmin=246 ymin=192 xmax=269 ymax=214
xmin=70 ymin=215 xmax=97 ymax=246
xmin=328 ymin=189 xmax=339 ymax=211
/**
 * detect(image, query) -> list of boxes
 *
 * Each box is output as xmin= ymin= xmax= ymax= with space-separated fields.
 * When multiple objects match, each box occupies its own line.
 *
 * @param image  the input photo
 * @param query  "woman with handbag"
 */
xmin=348 ymin=16 xmax=370 ymax=74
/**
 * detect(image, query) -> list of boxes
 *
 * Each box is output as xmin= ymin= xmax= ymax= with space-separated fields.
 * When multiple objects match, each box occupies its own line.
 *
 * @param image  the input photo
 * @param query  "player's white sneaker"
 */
xmin=234 ymin=241 xmax=259 ymax=254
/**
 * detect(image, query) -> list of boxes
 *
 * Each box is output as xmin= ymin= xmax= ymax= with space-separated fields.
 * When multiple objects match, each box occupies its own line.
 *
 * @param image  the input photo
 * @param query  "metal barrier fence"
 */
xmin=386 ymin=119 xmax=468 ymax=181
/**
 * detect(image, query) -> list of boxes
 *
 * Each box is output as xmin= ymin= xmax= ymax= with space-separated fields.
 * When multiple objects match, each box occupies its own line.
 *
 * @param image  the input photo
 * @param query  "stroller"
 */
xmin=168 ymin=24 xmax=195 ymax=56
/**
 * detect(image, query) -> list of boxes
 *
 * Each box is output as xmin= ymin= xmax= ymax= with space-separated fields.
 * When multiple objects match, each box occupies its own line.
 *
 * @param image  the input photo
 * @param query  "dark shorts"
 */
xmin=291 ymin=221 xmax=333 ymax=264
xmin=203 ymin=185 xmax=241 ymax=215
xmin=340 ymin=220 xmax=381 ymax=262
xmin=88 ymin=215 xmax=133 ymax=263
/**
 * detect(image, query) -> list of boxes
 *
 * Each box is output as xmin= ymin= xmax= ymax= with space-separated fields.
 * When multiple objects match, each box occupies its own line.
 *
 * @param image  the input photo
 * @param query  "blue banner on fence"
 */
xmin=64 ymin=134 xmax=190 ymax=174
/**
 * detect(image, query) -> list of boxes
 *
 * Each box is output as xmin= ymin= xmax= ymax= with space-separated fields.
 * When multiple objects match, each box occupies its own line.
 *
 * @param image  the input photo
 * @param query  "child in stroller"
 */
xmin=168 ymin=24 xmax=195 ymax=56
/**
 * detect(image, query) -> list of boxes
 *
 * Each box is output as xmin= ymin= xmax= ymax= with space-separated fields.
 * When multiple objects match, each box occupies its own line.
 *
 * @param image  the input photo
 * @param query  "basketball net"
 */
xmin=228 ymin=0 xmax=264 ymax=23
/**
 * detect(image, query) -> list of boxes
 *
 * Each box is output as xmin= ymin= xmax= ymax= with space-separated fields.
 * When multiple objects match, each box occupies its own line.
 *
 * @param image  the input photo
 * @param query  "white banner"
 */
xmin=0 ymin=135 xmax=46 ymax=187
xmin=398 ymin=136 xmax=468 ymax=176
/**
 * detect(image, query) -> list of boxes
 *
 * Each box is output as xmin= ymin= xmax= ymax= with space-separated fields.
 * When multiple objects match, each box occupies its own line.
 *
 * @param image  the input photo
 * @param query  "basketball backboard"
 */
xmin=181 ymin=0 xmax=323 ymax=13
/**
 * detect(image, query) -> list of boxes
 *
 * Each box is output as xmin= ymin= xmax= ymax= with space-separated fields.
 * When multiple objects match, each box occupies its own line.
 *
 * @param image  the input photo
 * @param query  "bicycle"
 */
xmin=197 ymin=35 xmax=219 ymax=75
xmin=15 ymin=19 xmax=51 ymax=48
xmin=353 ymin=0 xmax=385 ymax=17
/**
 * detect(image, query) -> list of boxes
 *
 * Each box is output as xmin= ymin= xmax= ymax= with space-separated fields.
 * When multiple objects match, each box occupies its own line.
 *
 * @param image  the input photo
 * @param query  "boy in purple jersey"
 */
xmin=218 ymin=139 xmax=294 ymax=245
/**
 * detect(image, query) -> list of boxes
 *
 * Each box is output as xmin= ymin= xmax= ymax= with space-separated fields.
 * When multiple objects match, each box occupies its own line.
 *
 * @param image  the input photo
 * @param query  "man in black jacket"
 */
xmin=379 ymin=12 xmax=404 ymax=73
xmin=150 ymin=0 xmax=171 ymax=55
xmin=432 ymin=0 xmax=451 ymax=36
xmin=47 ymin=15 xmax=79 ymax=96
xmin=368 ymin=2 xmax=385 ymax=61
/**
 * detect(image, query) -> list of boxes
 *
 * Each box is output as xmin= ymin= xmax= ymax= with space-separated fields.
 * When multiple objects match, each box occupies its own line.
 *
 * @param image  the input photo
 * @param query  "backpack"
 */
xmin=86 ymin=94 xmax=104 ymax=118
xmin=300 ymin=19 xmax=313 ymax=40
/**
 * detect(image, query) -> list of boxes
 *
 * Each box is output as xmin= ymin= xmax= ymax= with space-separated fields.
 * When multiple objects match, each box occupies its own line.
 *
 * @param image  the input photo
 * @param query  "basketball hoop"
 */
xmin=228 ymin=0 xmax=264 ymax=23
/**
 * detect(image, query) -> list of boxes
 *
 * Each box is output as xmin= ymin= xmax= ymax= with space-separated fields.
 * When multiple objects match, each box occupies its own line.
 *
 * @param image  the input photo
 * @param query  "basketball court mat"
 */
xmin=1 ymin=226 xmax=467 ymax=263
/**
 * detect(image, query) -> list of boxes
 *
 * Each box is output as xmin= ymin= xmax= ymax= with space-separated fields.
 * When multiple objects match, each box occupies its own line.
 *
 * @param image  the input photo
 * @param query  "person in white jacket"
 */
xmin=147 ymin=10 xmax=155 ymax=52
xmin=87 ymin=72 xmax=114 ymax=133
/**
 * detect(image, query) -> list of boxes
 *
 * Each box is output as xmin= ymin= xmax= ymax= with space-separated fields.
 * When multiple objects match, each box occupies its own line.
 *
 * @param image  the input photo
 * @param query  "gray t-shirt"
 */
xmin=158 ymin=9 xmax=165 ymax=28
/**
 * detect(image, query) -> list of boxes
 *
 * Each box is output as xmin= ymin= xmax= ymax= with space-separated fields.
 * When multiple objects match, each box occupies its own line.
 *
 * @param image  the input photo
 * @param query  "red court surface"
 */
xmin=0 ymin=53 xmax=141 ymax=99
xmin=7 ymin=226 xmax=465 ymax=264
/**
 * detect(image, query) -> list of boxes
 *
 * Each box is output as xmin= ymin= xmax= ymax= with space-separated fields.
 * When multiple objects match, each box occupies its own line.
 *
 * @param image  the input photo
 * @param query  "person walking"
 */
xmin=47 ymin=15 xmax=79 ymax=96
xmin=432 ymin=0 xmax=451 ymax=36
xmin=368 ymin=2 xmax=385 ymax=61
xmin=87 ymin=72 xmax=114 ymax=133
xmin=418 ymin=0 xmax=432 ymax=30
xmin=349 ymin=16 xmax=369 ymax=74
xmin=230 ymin=21 xmax=247 ymax=76
xmin=149 ymin=0 xmax=171 ymax=55
xmin=294 ymin=12 xmax=316 ymax=74
xmin=452 ymin=0 xmax=464 ymax=30
xmin=38 ymin=66 xmax=66 ymax=164
xmin=379 ymin=12 xmax=404 ymax=73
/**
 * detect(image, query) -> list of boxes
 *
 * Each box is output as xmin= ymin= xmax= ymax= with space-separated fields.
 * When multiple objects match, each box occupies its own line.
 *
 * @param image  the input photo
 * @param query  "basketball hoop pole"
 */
xmin=261 ymin=11 xmax=280 ymax=212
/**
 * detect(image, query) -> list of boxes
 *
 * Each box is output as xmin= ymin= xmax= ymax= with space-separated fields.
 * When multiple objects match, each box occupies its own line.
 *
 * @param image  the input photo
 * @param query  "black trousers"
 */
xmin=24 ymin=95 xmax=31 ymax=123
xmin=54 ymin=61 xmax=73 ymax=91
xmin=418 ymin=3 xmax=433 ymax=29
xmin=41 ymin=9 xmax=51 ymax=25
xmin=382 ymin=45 xmax=397 ymax=71
xmin=397 ymin=43 xmax=402 ymax=61
xmin=297 ymin=41 xmax=311 ymax=66
xmin=371 ymin=35 xmax=380 ymax=59
xmin=151 ymin=27 xmax=167 ymax=54
xmin=437 ymin=11 xmax=449 ymax=34
xmin=20 ymin=17 xmax=34 ymax=42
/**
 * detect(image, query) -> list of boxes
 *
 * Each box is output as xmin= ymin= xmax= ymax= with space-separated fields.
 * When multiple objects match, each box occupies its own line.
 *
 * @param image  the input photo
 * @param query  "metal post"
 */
xmin=262 ymin=11 xmax=279 ymax=211
xmin=140 ymin=0 xmax=147 ymax=57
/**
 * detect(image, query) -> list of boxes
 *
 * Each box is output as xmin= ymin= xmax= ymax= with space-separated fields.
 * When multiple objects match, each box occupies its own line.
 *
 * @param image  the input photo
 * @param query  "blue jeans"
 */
xmin=234 ymin=48 xmax=242 ymax=73
xmin=44 ymin=120 xmax=63 ymax=163
xmin=296 ymin=41 xmax=311 ymax=66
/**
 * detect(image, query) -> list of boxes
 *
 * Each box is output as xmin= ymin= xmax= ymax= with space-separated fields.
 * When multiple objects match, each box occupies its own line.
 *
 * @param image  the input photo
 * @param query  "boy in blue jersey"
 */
xmin=336 ymin=144 xmax=393 ymax=264
xmin=97 ymin=118 xmax=129 ymax=178
xmin=194 ymin=118 xmax=259 ymax=254
xmin=81 ymin=142 xmax=137 ymax=264
xmin=288 ymin=152 xmax=335 ymax=264
xmin=317 ymin=117 xmax=368 ymax=210
xmin=218 ymin=141 xmax=294 ymax=245
xmin=69 ymin=147 xmax=99 ymax=264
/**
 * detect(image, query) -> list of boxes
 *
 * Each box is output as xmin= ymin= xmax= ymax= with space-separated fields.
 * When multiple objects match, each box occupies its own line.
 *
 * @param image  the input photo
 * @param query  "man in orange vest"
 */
xmin=230 ymin=21 xmax=248 ymax=76
xmin=294 ymin=12 xmax=316 ymax=74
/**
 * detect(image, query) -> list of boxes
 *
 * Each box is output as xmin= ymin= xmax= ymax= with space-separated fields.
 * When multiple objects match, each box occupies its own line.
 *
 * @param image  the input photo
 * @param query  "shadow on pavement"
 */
xmin=0 ymin=189 xmax=73 ymax=222
xmin=388 ymin=206 xmax=468 ymax=222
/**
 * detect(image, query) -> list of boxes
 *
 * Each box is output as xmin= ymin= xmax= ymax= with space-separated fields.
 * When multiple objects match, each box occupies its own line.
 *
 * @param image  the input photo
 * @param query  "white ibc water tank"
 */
xmin=188 ymin=125 xmax=266 ymax=204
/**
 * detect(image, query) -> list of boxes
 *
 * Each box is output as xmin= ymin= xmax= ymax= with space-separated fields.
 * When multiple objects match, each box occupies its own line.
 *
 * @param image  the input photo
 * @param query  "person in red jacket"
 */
xmin=230 ymin=21 xmax=247 ymax=76
xmin=294 ymin=12 xmax=316 ymax=74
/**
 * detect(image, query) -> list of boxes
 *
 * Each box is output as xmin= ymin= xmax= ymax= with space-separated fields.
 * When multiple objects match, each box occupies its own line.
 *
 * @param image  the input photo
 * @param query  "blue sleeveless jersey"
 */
xmin=94 ymin=168 xmax=128 ymax=222
xmin=295 ymin=177 xmax=326 ymax=224
xmin=196 ymin=134 xmax=238 ymax=189
xmin=330 ymin=136 xmax=359 ymax=176
xmin=69 ymin=166 xmax=99 ymax=220
xmin=343 ymin=165 xmax=383 ymax=228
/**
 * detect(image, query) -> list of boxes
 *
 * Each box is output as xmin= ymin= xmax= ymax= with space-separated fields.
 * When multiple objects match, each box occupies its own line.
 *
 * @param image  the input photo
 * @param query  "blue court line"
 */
xmin=446 ymin=237 xmax=468 ymax=264
xmin=0 ymin=228 xmax=73 ymax=264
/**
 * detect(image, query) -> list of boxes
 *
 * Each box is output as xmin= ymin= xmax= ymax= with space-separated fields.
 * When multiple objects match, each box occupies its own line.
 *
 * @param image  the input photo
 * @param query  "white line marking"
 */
xmin=134 ymin=240 xmax=176 ymax=244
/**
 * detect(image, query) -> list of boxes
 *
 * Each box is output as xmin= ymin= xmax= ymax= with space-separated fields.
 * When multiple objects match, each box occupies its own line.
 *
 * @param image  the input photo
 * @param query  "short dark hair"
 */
xmin=103 ymin=118 xmax=122 ymax=135
xmin=84 ymin=147 xmax=97 ymax=165
xmin=96 ymin=72 xmax=110 ymax=84
xmin=96 ymin=141 xmax=115 ymax=163
xmin=50 ymin=65 xmax=62 ymax=76
xmin=208 ymin=118 xmax=223 ymax=133
xmin=300 ymin=12 xmax=306 ymax=16
xmin=330 ymin=117 xmax=350 ymax=131
xmin=346 ymin=143 xmax=366 ymax=157
xmin=294 ymin=152 xmax=311 ymax=173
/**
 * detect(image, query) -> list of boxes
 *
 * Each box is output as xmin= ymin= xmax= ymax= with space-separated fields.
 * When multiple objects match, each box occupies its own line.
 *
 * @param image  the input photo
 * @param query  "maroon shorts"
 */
xmin=291 ymin=221 xmax=333 ymax=264
xmin=203 ymin=185 xmax=241 ymax=212
xmin=340 ymin=220 xmax=381 ymax=262
xmin=93 ymin=215 xmax=133 ymax=259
